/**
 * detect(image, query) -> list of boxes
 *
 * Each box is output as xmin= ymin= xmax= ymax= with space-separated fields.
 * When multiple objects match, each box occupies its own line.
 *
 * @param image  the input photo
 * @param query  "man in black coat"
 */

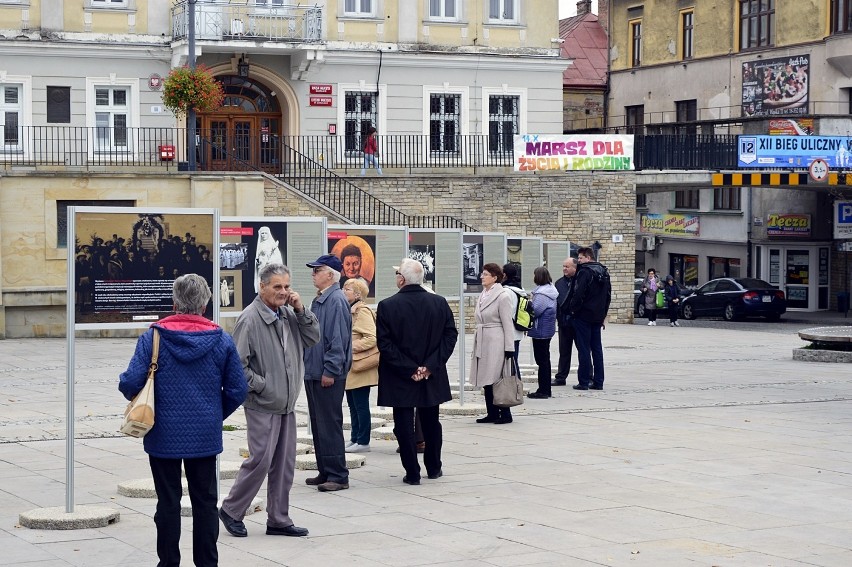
xmin=552 ymin=256 xmax=577 ymax=386
xmin=376 ymin=258 xmax=458 ymax=485
xmin=567 ymin=247 xmax=612 ymax=391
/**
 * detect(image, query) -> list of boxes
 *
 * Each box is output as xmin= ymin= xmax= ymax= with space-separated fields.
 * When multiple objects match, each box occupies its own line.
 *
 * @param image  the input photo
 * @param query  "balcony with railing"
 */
xmin=171 ymin=1 xmax=323 ymax=43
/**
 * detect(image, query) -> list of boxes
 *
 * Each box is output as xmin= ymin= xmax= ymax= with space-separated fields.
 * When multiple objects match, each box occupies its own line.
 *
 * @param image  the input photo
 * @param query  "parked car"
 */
xmin=680 ymin=277 xmax=786 ymax=321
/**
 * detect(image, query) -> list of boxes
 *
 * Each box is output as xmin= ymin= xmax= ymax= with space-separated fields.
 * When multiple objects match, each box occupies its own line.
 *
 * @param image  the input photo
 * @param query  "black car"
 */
xmin=680 ymin=277 xmax=786 ymax=321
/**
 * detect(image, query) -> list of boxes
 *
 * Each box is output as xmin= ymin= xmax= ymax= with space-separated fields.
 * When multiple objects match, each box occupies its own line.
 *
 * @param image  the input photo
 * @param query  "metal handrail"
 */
xmin=171 ymin=1 xmax=322 ymax=43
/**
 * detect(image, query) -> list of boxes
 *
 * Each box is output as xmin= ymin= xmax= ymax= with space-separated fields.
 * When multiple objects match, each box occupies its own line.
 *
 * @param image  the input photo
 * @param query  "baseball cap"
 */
xmin=306 ymin=254 xmax=343 ymax=272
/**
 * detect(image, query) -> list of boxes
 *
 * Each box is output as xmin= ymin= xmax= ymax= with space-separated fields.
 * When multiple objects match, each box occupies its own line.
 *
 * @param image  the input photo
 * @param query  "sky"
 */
xmin=559 ymin=0 xmax=598 ymax=18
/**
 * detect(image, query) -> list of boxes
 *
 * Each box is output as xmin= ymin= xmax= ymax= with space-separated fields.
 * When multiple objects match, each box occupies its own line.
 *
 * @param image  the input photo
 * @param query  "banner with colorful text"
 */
xmin=514 ymin=134 xmax=634 ymax=172
xmin=640 ymin=213 xmax=700 ymax=237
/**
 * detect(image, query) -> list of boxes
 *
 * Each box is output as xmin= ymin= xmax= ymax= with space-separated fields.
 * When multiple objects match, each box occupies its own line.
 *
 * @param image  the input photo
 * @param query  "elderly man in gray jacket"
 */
xmin=219 ymin=263 xmax=320 ymax=539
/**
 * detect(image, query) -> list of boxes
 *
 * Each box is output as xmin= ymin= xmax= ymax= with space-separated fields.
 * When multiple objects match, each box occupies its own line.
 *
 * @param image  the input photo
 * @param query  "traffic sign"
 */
xmin=835 ymin=201 xmax=852 ymax=239
xmin=809 ymin=158 xmax=829 ymax=182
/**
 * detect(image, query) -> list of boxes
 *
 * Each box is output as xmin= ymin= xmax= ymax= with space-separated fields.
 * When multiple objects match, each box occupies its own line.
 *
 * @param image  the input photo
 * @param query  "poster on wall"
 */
xmin=219 ymin=217 xmax=326 ymax=316
xmin=742 ymin=54 xmax=809 ymax=117
xmin=513 ymin=134 xmax=634 ymax=172
xmin=328 ymin=225 xmax=407 ymax=303
xmin=72 ymin=207 xmax=216 ymax=328
xmin=462 ymin=232 xmax=507 ymax=294
xmin=507 ymin=237 xmax=544 ymax=291
xmin=408 ymin=229 xmax=462 ymax=298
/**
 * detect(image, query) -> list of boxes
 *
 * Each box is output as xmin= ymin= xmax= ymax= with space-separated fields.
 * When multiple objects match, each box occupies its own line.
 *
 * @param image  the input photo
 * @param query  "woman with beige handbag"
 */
xmin=342 ymin=278 xmax=378 ymax=453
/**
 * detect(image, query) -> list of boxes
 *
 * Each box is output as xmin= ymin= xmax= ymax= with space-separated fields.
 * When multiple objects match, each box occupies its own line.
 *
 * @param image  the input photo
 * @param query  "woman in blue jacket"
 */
xmin=120 ymin=274 xmax=247 ymax=567
xmin=527 ymin=266 xmax=558 ymax=399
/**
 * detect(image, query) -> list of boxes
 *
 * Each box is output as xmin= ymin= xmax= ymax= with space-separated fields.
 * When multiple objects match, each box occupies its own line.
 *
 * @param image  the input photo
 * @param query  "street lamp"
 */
xmin=238 ymin=55 xmax=250 ymax=78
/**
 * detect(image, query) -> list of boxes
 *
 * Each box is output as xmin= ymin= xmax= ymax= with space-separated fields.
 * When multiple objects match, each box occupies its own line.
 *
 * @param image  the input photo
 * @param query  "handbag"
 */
xmin=493 ymin=357 xmax=524 ymax=408
xmin=655 ymin=289 xmax=665 ymax=309
xmin=352 ymin=346 xmax=380 ymax=372
xmin=120 ymin=329 xmax=160 ymax=438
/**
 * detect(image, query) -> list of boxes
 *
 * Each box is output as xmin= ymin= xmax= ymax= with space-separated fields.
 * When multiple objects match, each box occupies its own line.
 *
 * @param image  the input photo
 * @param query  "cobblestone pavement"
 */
xmin=1 ymin=316 xmax=851 ymax=566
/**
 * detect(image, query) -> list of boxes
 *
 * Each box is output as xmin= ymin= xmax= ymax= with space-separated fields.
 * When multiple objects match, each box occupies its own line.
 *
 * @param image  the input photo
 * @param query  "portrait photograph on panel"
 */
xmin=507 ymin=238 xmax=523 ymax=282
xmin=328 ymin=233 xmax=377 ymax=297
xmin=408 ymin=244 xmax=436 ymax=287
xmin=74 ymin=210 xmax=215 ymax=325
xmin=220 ymin=221 xmax=288 ymax=311
xmin=219 ymin=275 xmax=235 ymax=308
xmin=462 ymin=238 xmax=484 ymax=292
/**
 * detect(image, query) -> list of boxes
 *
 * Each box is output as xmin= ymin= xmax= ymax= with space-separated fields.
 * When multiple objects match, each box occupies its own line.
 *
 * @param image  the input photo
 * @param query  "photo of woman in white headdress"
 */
xmin=253 ymin=226 xmax=283 ymax=292
xmin=220 ymin=278 xmax=231 ymax=307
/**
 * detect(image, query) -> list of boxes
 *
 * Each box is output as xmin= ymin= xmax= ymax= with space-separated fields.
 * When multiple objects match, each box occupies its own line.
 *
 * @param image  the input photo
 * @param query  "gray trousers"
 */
xmin=304 ymin=379 xmax=349 ymax=484
xmin=221 ymin=408 xmax=296 ymax=528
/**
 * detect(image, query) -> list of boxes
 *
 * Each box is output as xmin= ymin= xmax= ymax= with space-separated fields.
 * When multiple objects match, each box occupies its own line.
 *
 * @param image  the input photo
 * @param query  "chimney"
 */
xmin=598 ymin=0 xmax=610 ymax=34
xmin=576 ymin=0 xmax=592 ymax=15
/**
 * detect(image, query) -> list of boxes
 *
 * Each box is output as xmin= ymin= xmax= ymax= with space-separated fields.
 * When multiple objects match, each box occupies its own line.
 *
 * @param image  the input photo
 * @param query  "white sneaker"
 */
xmin=345 ymin=440 xmax=356 ymax=448
xmin=674 ymin=321 xmax=680 ymax=327
xmin=647 ymin=321 xmax=654 ymax=326
xmin=670 ymin=322 xmax=675 ymax=327
xmin=345 ymin=443 xmax=371 ymax=453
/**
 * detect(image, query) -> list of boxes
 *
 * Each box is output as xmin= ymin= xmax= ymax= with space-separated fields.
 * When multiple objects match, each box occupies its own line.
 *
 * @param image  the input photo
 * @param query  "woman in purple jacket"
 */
xmin=119 ymin=274 xmax=247 ymax=567
xmin=527 ymin=267 xmax=558 ymax=399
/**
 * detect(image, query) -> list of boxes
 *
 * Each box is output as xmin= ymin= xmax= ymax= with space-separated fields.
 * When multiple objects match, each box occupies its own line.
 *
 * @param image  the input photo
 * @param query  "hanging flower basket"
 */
xmin=161 ymin=65 xmax=224 ymax=118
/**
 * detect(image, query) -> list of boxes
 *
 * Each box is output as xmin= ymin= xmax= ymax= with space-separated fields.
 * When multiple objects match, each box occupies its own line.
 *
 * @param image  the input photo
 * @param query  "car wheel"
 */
xmin=637 ymin=303 xmax=645 ymax=318
xmin=682 ymin=303 xmax=695 ymax=320
xmin=723 ymin=303 xmax=737 ymax=321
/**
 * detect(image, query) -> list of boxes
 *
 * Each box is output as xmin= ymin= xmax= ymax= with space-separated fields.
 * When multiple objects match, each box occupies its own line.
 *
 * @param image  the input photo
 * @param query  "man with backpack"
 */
xmin=567 ymin=247 xmax=612 ymax=391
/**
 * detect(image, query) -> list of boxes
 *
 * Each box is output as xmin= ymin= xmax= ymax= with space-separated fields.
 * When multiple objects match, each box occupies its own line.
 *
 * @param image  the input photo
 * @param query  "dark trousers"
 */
xmin=571 ymin=318 xmax=605 ymax=388
xmin=554 ymin=322 xmax=575 ymax=382
xmin=305 ymin=378 xmax=349 ymax=484
xmin=531 ymin=337 xmax=553 ymax=395
xmin=346 ymin=386 xmax=372 ymax=446
xmin=393 ymin=405 xmax=441 ymax=480
xmin=668 ymin=303 xmax=679 ymax=323
xmin=647 ymin=308 xmax=658 ymax=322
xmin=149 ymin=455 xmax=218 ymax=567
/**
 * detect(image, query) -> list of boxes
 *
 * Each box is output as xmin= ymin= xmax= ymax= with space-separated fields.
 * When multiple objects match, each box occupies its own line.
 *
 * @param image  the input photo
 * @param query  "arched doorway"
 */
xmin=197 ymin=75 xmax=282 ymax=174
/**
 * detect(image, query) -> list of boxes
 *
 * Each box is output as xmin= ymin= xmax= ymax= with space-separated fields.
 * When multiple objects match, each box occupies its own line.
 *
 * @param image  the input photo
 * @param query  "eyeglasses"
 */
xmin=312 ymin=267 xmax=326 ymax=274
xmin=395 ymin=271 xmax=402 ymax=276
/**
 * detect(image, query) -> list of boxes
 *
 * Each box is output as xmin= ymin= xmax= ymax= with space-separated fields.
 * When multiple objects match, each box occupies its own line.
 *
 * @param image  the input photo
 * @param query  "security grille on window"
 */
xmin=488 ymin=95 xmax=518 ymax=155
xmin=430 ymin=0 xmax=456 ymax=19
xmin=95 ymin=87 xmax=129 ymax=151
xmin=740 ymin=0 xmax=774 ymax=49
xmin=489 ymin=0 xmax=515 ymax=21
xmin=344 ymin=0 xmax=372 ymax=15
xmin=1 ymin=85 xmax=21 ymax=149
xmin=344 ymin=91 xmax=377 ymax=153
xmin=429 ymin=94 xmax=460 ymax=153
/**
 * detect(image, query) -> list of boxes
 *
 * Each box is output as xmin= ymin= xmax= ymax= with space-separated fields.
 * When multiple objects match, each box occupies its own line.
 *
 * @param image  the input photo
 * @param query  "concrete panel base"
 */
xmin=295 ymin=453 xmax=366 ymax=471
xmin=19 ymin=506 xmax=120 ymax=530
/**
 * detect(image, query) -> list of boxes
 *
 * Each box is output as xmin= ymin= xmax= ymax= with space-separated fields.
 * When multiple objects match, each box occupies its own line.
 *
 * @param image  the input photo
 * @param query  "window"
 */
xmin=430 ymin=0 xmax=457 ymax=20
xmin=675 ymin=99 xmax=697 ymax=134
xmin=675 ymin=189 xmax=700 ymax=209
xmin=429 ymin=94 xmax=461 ymax=153
xmin=740 ymin=0 xmax=774 ymax=50
xmin=709 ymin=257 xmax=741 ymax=279
xmin=47 ymin=86 xmax=71 ymax=124
xmin=625 ymin=104 xmax=644 ymax=135
xmin=487 ymin=95 xmax=518 ymax=154
xmin=714 ymin=187 xmax=741 ymax=210
xmin=636 ymin=193 xmax=647 ymax=208
xmin=95 ymin=87 xmax=129 ymax=151
xmin=681 ymin=10 xmax=694 ymax=60
xmin=630 ymin=20 xmax=642 ymax=67
xmin=831 ymin=0 xmax=852 ymax=33
xmin=489 ymin=0 xmax=517 ymax=22
xmin=1 ymin=85 xmax=22 ymax=150
xmin=90 ymin=0 xmax=127 ymax=7
xmin=344 ymin=91 xmax=378 ymax=153
xmin=344 ymin=0 xmax=373 ymax=16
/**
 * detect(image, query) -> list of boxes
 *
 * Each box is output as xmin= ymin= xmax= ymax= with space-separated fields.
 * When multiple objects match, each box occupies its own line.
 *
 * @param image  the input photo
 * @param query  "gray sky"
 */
xmin=559 ymin=0 xmax=598 ymax=18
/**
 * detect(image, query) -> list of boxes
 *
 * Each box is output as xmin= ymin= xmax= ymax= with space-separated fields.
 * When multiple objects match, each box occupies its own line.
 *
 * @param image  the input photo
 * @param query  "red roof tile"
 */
xmin=560 ymin=13 xmax=608 ymax=89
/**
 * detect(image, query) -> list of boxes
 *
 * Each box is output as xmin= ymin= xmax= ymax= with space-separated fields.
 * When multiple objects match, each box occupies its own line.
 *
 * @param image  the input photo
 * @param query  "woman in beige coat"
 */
xmin=343 ymin=278 xmax=378 ymax=452
xmin=469 ymin=263 xmax=516 ymax=424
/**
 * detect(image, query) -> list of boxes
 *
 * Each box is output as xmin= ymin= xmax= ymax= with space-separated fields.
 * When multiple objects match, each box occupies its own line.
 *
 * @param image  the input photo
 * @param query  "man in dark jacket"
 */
xmin=552 ymin=256 xmax=577 ymax=387
xmin=377 ymin=258 xmax=458 ymax=485
xmin=567 ymin=247 xmax=612 ymax=391
xmin=304 ymin=254 xmax=353 ymax=492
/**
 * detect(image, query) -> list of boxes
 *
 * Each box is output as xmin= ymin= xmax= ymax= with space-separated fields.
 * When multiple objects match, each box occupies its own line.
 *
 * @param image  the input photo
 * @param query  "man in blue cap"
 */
xmin=303 ymin=254 xmax=353 ymax=491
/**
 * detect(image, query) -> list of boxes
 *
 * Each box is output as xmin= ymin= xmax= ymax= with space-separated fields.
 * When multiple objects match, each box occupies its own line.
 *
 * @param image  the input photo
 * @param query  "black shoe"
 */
xmin=218 ymin=508 xmax=247 ymax=538
xmin=551 ymin=380 xmax=567 ymax=386
xmin=589 ymin=385 xmax=603 ymax=390
xmin=527 ymin=392 xmax=550 ymax=399
xmin=305 ymin=475 xmax=327 ymax=486
xmin=402 ymin=475 xmax=421 ymax=485
xmin=572 ymin=384 xmax=589 ymax=390
xmin=266 ymin=524 xmax=309 ymax=537
xmin=317 ymin=481 xmax=349 ymax=492
xmin=494 ymin=416 xmax=513 ymax=424
xmin=427 ymin=470 xmax=443 ymax=480
xmin=475 ymin=415 xmax=497 ymax=423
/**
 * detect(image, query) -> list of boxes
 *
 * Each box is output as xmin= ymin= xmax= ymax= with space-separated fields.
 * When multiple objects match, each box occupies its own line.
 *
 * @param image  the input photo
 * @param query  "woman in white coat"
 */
xmin=469 ymin=263 xmax=516 ymax=424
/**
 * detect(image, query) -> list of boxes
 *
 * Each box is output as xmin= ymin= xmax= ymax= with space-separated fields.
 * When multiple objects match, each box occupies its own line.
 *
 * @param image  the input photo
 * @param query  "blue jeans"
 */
xmin=346 ymin=386 xmax=372 ymax=445
xmin=360 ymin=153 xmax=382 ymax=175
xmin=571 ymin=318 xmax=605 ymax=388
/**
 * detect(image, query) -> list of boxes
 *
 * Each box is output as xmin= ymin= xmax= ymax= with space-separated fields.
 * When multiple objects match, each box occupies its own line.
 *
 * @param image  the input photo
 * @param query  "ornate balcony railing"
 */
xmin=171 ymin=1 xmax=322 ymax=43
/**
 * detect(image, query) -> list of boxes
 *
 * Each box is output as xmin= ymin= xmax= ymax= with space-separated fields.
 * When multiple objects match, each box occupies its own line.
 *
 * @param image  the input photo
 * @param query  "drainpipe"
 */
xmin=746 ymin=186 xmax=753 ymax=277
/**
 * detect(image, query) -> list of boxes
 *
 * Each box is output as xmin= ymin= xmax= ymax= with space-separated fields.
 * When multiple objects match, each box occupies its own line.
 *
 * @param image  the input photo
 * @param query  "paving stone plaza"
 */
xmin=1 ymin=317 xmax=851 ymax=566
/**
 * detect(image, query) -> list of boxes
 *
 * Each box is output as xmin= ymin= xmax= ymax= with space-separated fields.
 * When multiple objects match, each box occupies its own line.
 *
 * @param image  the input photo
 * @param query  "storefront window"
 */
xmin=786 ymin=250 xmax=809 ymax=285
xmin=709 ymin=256 xmax=741 ymax=279
xmin=684 ymin=255 xmax=698 ymax=287
xmin=768 ymin=249 xmax=780 ymax=284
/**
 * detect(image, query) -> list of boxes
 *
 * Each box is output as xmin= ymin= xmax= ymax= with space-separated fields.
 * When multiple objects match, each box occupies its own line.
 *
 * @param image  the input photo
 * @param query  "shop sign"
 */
xmin=767 ymin=213 xmax=811 ymax=237
xmin=768 ymin=118 xmax=814 ymax=135
xmin=513 ymin=134 xmax=634 ymax=172
xmin=738 ymin=135 xmax=852 ymax=168
xmin=309 ymin=96 xmax=333 ymax=106
xmin=310 ymin=84 xmax=333 ymax=94
xmin=640 ymin=213 xmax=700 ymax=237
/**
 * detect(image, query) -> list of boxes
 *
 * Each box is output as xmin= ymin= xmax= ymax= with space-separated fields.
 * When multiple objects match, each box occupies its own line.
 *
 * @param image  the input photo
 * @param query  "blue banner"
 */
xmin=738 ymin=135 xmax=852 ymax=168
